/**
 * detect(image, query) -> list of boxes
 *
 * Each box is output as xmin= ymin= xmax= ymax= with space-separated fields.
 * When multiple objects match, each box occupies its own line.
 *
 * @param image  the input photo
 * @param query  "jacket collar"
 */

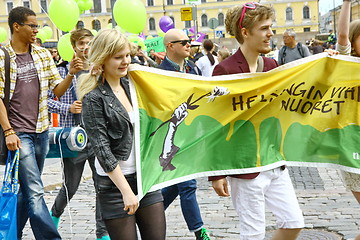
xmin=97 ymin=78 xmax=132 ymax=122
xmin=232 ymin=48 xmax=251 ymax=73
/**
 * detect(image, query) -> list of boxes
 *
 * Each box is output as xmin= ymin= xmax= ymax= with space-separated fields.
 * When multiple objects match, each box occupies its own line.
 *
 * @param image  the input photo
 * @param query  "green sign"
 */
xmin=144 ymin=37 xmax=165 ymax=53
xmin=208 ymin=18 xmax=219 ymax=30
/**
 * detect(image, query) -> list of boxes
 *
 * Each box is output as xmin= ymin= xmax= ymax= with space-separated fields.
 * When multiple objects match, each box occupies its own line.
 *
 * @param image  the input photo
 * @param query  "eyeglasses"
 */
xmin=239 ymin=2 xmax=258 ymax=29
xmin=170 ymin=39 xmax=191 ymax=46
xmin=19 ymin=23 xmax=40 ymax=30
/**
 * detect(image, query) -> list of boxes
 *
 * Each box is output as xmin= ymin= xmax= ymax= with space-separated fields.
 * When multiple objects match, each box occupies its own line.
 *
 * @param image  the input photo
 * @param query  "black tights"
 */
xmin=104 ymin=202 xmax=166 ymax=240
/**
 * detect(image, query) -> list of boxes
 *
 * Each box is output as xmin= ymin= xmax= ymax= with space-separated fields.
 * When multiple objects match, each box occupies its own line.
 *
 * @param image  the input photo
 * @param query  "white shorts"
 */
xmin=229 ymin=167 xmax=304 ymax=240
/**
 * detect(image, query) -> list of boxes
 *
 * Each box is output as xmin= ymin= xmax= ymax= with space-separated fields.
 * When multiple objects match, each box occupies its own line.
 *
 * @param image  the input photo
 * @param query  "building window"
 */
xmin=7 ymin=2 xmax=13 ymax=14
xmin=201 ymin=14 xmax=208 ymax=27
xmin=92 ymin=19 xmax=101 ymax=31
xmin=185 ymin=21 xmax=191 ymax=28
xmin=93 ymin=0 xmax=101 ymax=13
xmin=148 ymin=0 xmax=154 ymax=6
xmin=218 ymin=13 xmax=224 ymax=26
xmin=170 ymin=16 xmax=175 ymax=28
xmin=286 ymin=7 xmax=293 ymax=21
xmin=272 ymin=30 xmax=276 ymax=35
xmin=303 ymin=6 xmax=310 ymax=19
xmin=76 ymin=21 xmax=85 ymax=29
xmin=111 ymin=0 xmax=116 ymax=8
xmin=167 ymin=0 xmax=173 ymax=5
xmin=304 ymin=27 xmax=310 ymax=32
xmin=40 ymin=0 xmax=47 ymax=13
xmin=23 ymin=1 xmax=30 ymax=8
xmin=217 ymin=0 xmax=223 ymax=1
xmin=149 ymin=18 xmax=156 ymax=30
xmin=201 ymin=0 xmax=206 ymax=2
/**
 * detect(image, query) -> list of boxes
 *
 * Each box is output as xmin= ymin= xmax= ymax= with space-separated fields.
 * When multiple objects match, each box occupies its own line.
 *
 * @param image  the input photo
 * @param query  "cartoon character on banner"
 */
xmin=149 ymin=87 xmax=230 ymax=171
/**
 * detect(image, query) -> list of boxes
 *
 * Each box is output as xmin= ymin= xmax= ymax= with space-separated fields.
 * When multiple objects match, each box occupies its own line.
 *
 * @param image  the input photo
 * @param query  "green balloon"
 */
xmin=36 ymin=29 xmax=47 ymax=43
xmin=113 ymin=0 xmax=146 ymax=34
xmin=114 ymin=25 xmax=126 ymax=33
xmin=77 ymin=0 xmax=85 ymax=11
xmin=128 ymin=35 xmax=140 ymax=43
xmin=83 ymin=0 xmax=93 ymax=10
xmin=58 ymin=33 xmax=74 ymax=62
xmin=91 ymin=29 xmax=98 ymax=36
xmin=0 ymin=27 xmax=8 ymax=43
xmin=138 ymin=39 xmax=147 ymax=51
xmin=49 ymin=0 xmax=79 ymax=32
xmin=42 ymin=26 xmax=53 ymax=39
xmin=157 ymin=30 xmax=165 ymax=37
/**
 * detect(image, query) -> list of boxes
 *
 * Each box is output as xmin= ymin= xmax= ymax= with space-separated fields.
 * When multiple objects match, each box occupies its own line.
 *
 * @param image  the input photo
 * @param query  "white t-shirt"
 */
xmin=95 ymin=111 xmax=136 ymax=176
xmin=196 ymin=55 xmax=219 ymax=77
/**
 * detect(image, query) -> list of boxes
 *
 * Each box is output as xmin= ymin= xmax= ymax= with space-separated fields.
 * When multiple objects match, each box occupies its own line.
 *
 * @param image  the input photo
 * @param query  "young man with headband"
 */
xmin=210 ymin=3 xmax=304 ymax=239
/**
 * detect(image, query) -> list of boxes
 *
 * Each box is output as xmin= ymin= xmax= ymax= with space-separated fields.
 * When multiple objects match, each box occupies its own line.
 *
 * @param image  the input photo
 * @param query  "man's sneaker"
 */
xmin=195 ymin=228 xmax=210 ymax=240
xmin=49 ymin=211 xmax=60 ymax=229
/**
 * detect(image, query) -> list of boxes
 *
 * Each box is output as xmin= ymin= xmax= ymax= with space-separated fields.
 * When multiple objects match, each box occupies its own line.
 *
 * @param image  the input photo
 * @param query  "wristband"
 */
xmin=4 ymin=130 xmax=16 ymax=137
xmin=68 ymin=72 xmax=75 ymax=77
xmin=3 ymin=127 xmax=13 ymax=133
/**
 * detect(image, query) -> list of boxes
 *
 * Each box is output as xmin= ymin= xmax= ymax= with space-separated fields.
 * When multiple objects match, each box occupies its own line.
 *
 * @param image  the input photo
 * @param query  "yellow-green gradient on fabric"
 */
xmin=128 ymin=54 xmax=360 ymax=197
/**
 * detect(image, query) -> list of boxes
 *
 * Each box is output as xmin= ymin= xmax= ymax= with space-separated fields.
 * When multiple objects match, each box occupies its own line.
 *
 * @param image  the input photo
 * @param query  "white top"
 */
xmin=196 ymin=55 xmax=219 ymax=77
xmin=95 ymin=111 xmax=136 ymax=176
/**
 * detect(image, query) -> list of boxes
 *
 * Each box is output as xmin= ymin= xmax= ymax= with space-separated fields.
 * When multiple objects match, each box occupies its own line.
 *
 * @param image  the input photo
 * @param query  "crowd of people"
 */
xmin=0 ymin=0 xmax=359 ymax=239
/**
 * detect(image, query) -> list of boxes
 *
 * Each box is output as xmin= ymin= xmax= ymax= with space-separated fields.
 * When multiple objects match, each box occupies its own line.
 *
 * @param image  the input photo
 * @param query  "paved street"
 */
xmin=4 ymin=159 xmax=360 ymax=239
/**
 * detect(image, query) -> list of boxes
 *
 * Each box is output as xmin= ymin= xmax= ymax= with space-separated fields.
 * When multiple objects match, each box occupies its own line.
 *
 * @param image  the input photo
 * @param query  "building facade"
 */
xmin=0 ymin=0 xmax=319 ymax=49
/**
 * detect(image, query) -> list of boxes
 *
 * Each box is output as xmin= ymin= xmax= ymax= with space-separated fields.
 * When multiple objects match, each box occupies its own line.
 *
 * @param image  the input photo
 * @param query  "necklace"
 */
xmin=112 ymin=87 xmax=122 ymax=95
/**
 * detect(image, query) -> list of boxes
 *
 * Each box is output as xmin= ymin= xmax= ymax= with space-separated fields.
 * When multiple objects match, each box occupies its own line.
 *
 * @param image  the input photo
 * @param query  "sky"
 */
xmin=319 ymin=0 xmax=343 ymax=15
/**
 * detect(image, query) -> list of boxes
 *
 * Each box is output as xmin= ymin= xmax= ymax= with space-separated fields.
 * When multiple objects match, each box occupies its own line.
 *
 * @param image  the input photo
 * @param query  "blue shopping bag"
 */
xmin=0 ymin=150 xmax=19 ymax=240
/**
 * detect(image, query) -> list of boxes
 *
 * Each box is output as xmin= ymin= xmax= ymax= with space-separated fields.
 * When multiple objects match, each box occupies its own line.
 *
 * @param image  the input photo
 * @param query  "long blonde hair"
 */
xmin=77 ymin=28 xmax=131 ymax=100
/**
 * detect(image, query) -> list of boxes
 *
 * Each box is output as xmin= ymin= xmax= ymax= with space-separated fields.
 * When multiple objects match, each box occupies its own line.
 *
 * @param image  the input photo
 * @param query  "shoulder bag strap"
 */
xmin=1 ymin=47 xmax=11 ymax=112
xmin=256 ymin=56 xmax=264 ymax=72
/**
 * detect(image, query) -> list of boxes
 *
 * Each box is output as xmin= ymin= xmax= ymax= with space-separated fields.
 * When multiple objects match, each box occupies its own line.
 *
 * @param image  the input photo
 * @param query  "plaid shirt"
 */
xmin=48 ymin=65 xmax=77 ymax=128
xmin=0 ymin=43 xmax=62 ymax=133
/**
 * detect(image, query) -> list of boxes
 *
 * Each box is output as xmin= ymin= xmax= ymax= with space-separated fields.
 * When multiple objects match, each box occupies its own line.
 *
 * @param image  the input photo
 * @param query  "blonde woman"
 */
xmin=77 ymin=29 xmax=166 ymax=240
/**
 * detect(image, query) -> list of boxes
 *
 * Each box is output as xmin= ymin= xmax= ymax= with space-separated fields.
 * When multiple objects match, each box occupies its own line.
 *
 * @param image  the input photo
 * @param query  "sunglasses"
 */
xmin=19 ymin=23 xmax=41 ymax=30
xmin=170 ymin=39 xmax=191 ymax=46
xmin=239 ymin=2 xmax=258 ymax=29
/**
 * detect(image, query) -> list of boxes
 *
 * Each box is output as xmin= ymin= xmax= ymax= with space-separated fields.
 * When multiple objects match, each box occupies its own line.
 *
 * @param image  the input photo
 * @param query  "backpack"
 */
xmin=280 ymin=42 xmax=304 ymax=65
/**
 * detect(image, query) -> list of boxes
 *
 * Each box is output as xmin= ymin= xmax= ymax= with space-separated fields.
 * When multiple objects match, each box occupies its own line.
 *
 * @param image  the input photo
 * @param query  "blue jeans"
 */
xmin=17 ymin=131 xmax=61 ymax=240
xmin=162 ymin=179 xmax=203 ymax=232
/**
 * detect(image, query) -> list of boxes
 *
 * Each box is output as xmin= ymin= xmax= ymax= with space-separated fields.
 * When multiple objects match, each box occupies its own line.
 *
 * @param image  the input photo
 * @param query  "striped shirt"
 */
xmin=48 ymin=65 xmax=77 ymax=128
xmin=0 ymin=43 xmax=62 ymax=133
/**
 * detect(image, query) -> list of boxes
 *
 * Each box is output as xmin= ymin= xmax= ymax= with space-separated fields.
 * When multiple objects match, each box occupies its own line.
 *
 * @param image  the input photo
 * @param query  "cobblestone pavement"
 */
xmin=9 ymin=161 xmax=360 ymax=239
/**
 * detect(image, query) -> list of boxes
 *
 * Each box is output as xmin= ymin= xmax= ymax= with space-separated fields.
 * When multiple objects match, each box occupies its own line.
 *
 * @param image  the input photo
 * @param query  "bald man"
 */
xmin=159 ymin=29 xmax=201 ymax=74
xmin=159 ymin=30 xmax=210 ymax=240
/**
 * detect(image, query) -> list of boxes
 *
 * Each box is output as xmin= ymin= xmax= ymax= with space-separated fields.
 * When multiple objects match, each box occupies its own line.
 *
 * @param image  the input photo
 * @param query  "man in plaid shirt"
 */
xmin=0 ymin=7 xmax=83 ymax=239
xmin=47 ymin=29 xmax=110 ymax=240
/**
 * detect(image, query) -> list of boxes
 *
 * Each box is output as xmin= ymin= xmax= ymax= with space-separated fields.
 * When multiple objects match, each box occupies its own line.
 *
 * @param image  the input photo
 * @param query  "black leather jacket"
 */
xmin=82 ymin=78 xmax=133 ymax=173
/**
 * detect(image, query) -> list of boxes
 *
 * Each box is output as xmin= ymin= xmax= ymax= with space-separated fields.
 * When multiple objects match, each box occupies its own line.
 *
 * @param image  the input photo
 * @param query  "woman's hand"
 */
xmin=123 ymin=191 xmax=139 ymax=215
